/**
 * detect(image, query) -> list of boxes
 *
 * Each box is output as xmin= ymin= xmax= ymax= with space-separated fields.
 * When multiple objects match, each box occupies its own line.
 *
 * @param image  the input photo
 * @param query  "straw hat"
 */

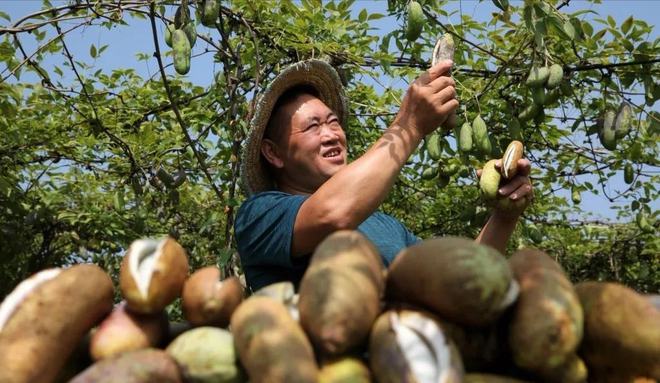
xmin=240 ymin=59 xmax=348 ymax=195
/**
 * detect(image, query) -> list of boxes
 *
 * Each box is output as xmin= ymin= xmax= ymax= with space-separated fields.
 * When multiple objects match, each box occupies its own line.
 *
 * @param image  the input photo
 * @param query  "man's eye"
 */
xmin=305 ymin=124 xmax=318 ymax=131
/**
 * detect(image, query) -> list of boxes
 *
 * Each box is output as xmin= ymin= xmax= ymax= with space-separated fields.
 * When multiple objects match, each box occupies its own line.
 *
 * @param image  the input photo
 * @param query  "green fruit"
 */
xmin=560 ymin=80 xmax=572 ymax=96
xmin=387 ymin=237 xmax=515 ymax=327
xmin=508 ymin=249 xmax=584 ymax=380
xmin=172 ymin=29 xmax=192 ymax=75
xmin=509 ymin=118 xmax=522 ymax=140
xmin=472 ymin=115 xmax=491 ymax=154
xmin=480 ymin=133 xmax=492 ymax=155
xmin=319 ymin=358 xmax=371 ymax=383
xmin=546 ymin=64 xmax=564 ymax=89
xmin=459 ymin=122 xmax=473 ymax=152
xmin=174 ymin=4 xmax=190 ymax=29
xmin=164 ymin=23 xmax=175 ymax=48
xmin=636 ymin=212 xmax=655 ymax=234
xmin=624 ymin=163 xmax=634 ymax=184
xmin=426 ymin=134 xmax=442 ymax=160
xmin=533 ymin=107 xmax=546 ymax=124
xmin=528 ymin=226 xmax=543 ymax=243
xmin=517 ymin=103 xmax=539 ymax=122
xmin=645 ymin=81 xmax=656 ymax=107
xmin=598 ymin=110 xmax=617 ymax=150
xmin=544 ymin=88 xmax=561 ymax=106
xmin=571 ymin=187 xmax=581 ymax=204
xmin=614 ymin=101 xmax=633 ymax=139
xmin=422 ymin=166 xmax=438 ymax=180
xmin=166 ymin=327 xmax=243 ymax=383
xmin=405 ymin=1 xmax=424 ymax=42
xmin=479 ymin=159 xmax=500 ymax=201
xmin=156 ymin=166 xmax=175 ymax=187
xmin=437 ymin=174 xmax=451 ymax=188
xmin=183 ymin=23 xmax=197 ymax=47
xmin=525 ymin=66 xmax=550 ymax=88
xmin=532 ymin=87 xmax=546 ymax=105
xmin=201 ymin=0 xmax=220 ymax=27
xmin=441 ymin=162 xmax=460 ymax=177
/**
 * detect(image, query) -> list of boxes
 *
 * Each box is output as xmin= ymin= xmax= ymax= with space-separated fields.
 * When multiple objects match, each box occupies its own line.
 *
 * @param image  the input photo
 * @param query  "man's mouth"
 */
xmin=323 ymin=149 xmax=341 ymax=158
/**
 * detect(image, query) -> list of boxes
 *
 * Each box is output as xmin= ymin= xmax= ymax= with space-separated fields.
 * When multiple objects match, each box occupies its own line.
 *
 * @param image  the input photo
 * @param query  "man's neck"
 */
xmin=276 ymin=181 xmax=314 ymax=196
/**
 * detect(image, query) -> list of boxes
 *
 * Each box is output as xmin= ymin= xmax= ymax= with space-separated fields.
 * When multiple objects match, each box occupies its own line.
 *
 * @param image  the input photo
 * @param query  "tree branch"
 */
xmin=148 ymin=3 xmax=223 ymax=201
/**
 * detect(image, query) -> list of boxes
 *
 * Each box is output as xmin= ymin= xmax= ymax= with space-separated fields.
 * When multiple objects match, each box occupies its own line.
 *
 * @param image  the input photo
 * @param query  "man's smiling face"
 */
xmin=263 ymin=93 xmax=347 ymax=193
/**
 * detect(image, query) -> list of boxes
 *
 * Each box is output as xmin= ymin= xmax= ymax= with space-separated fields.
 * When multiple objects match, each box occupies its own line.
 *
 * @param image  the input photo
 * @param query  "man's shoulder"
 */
xmin=236 ymin=191 xmax=308 ymax=226
xmin=239 ymin=191 xmax=302 ymax=211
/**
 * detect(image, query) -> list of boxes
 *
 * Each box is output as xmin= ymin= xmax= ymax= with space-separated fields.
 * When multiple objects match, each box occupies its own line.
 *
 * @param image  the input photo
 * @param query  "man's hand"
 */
xmin=493 ymin=158 xmax=534 ymax=218
xmin=393 ymin=60 xmax=459 ymax=140
xmin=476 ymin=158 xmax=533 ymax=218
xmin=475 ymin=158 xmax=533 ymax=254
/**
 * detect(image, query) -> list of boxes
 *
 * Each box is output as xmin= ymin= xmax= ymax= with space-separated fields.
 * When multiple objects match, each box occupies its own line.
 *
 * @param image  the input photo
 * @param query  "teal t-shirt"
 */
xmin=234 ymin=191 xmax=420 ymax=291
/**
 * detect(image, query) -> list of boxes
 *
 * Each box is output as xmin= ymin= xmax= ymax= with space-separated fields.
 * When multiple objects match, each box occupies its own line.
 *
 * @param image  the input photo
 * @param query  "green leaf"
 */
xmin=621 ymin=16 xmax=633 ymax=34
xmin=622 ymin=38 xmax=634 ymax=52
xmin=607 ymin=15 xmax=616 ymax=27
xmin=563 ymin=20 xmax=576 ymax=40
xmin=632 ymin=200 xmax=640 ymax=211
xmin=0 ymin=11 xmax=10 ymax=21
xmin=492 ymin=0 xmax=508 ymax=12
xmin=90 ymin=44 xmax=97 ymax=58
xmin=358 ymin=8 xmax=367 ymax=22
xmin=113 ymin=191 xmax=124 ymax=211
xmin=581 ymin=20 xmax=593 ymax=36
xmin=593 ymin=29 xmax=607 ymax=40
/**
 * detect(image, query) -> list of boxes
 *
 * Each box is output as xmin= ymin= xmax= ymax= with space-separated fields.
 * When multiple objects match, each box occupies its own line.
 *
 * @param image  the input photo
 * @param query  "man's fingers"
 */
xmin=517 ymin=158 xmax=532 ymax=176
xmin=419 ymin=60 xmax=453 ymax=84
xmin=428 ymin=75 xmax=455 ymax=92
xmin=508 ymin=183 xmax=533 ymax=201
xmin=436 ymin=99 xmax=459 ymax=116
xmin=433 ymin=85 xmax=457 ymax=105
xmin=498 ymin=175 xmax=529 ymax=196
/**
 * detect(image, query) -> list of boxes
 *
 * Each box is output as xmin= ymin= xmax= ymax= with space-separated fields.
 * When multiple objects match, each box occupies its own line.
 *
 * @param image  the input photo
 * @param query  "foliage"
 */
xmin=0 ymin=0 xmax=658 ymax=297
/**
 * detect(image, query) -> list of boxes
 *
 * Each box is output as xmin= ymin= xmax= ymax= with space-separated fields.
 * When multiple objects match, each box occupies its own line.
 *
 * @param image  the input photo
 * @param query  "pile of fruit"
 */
xmin=0 ymin=230 xmax=658 ymax=383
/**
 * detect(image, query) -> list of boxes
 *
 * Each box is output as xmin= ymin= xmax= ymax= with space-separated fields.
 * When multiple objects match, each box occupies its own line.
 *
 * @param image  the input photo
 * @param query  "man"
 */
xmin=235 ymin=59 xmax=533 ymax=291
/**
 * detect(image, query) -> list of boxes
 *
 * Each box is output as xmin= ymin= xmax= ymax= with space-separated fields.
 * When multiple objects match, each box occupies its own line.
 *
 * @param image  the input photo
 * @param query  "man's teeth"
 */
xmin=324 ymin=150 xmax=340 ymax=157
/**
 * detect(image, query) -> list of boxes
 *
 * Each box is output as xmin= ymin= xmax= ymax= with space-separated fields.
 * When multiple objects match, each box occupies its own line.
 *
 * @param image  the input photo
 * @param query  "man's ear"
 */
xmin=261 ymin=138 xmax=284 ymax=169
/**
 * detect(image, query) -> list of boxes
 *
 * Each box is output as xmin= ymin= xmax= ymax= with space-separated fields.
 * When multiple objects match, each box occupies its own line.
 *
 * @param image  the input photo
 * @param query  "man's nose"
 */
xmin=320 ymin=124 xmax=341 ymax=143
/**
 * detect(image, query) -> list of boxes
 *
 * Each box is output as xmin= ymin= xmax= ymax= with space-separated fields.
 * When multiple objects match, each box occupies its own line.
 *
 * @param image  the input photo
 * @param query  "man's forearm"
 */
xmin=475 ymin=211 xmax=520 ymax=254
xmin=308 ymin=122 xmax=423 ymax=227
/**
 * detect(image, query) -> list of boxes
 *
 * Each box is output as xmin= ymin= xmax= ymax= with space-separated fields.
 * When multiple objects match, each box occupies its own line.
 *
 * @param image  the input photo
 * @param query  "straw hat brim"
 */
xmin=240 ymin=59 xmax=347 ymax=195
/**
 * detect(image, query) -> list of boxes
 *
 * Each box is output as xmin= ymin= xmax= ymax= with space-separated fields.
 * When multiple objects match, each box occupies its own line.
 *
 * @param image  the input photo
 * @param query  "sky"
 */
xmin=1 ymin=0 xmax=658 ymax=221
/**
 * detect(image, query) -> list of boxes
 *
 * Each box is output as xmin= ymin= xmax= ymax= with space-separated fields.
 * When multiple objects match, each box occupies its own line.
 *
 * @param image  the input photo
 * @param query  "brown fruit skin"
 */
xmin=502 ymin=140 xmax=524 ymax=180
xmin=576 ymin=281 xmax=660 ymax=380
xmin=182 ymin=266 xmax=244 ymax=327
xmin=70 ymin=348 xmax=182 ymax=383
xmin=368 ymin=309 xmax=464 ymax=383
xmin=230 ymin=296 xmax=318 ymax=383
xmin=0 ymin=264 xmax=113 ymax=383
xmin=386 ymin=237 xmax=514 ymax=327
xmin=508 ymin=249 xmax=584 ymax=382
xmin=432 ymin=316 xmax=511 ymax=373
xmin=298 ymin=230 xmax=384 ymax=357
xmin=90 ymin=301 xmax=168 ymax=361
xmin=119 ymin=237 xmax=189 ymax=314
